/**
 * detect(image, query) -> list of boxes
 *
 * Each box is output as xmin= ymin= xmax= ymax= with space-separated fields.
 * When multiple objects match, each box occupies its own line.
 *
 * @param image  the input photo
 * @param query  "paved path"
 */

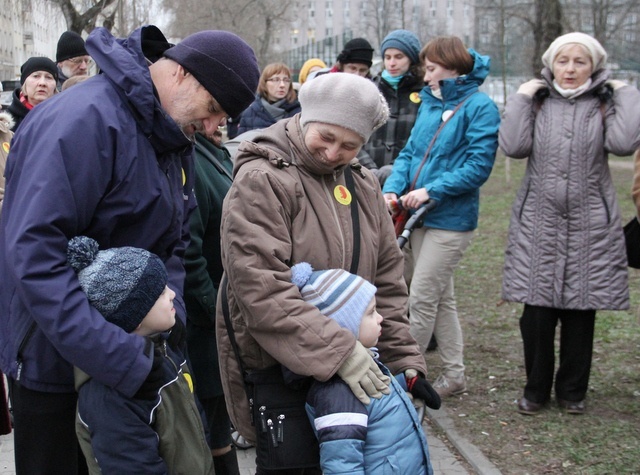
xmin=0 ymin=408 xmax=501 ymax=474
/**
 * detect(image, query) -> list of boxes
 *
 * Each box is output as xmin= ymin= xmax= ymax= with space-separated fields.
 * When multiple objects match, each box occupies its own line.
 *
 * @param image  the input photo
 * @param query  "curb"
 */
xmin=426 ymin=407 xmax=503 ymax=475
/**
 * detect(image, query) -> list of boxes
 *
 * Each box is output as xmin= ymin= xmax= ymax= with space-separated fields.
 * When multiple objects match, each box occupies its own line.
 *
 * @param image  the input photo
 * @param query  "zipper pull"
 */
xmin=249 ymin=398 xmax=254 ymax=425
xmin=267 ymin=418 xmax=278 ymax=447
xmin=277 ymin=414 xmax=284 ymax=443
xmin=259 ymin=406 xmax=268 ymax=432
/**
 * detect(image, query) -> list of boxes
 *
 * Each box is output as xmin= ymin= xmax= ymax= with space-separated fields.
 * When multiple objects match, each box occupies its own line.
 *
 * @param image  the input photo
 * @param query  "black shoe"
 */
xmin=557 ymin=398 xmax=585 ymax=415
xmin=517 ymin=397 xmax=543 ymax=415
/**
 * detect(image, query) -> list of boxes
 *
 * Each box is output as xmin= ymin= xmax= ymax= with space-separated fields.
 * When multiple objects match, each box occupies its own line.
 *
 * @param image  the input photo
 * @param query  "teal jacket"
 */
xmin=382 ymin=49 xmax=500 ymax=232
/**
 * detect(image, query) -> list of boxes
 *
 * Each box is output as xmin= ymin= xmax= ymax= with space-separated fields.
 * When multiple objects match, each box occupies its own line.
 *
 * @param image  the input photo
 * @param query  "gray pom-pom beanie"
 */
xmin=67 ymin=236 xmax=168 ymax=332
xmin=291 ymin=262 xmax=376 ymax=338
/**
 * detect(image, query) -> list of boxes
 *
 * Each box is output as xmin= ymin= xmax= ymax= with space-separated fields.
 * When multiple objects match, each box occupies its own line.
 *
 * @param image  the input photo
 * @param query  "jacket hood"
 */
xmin=234 ymin=115 xmax=351 ymax=177
xmin=424 ymin=48 xmax=490 ymax=102
xmin=86 ymin=26 xmax=191 ymax=153
xmin=0 ymin=111 xmax=14 ymax=132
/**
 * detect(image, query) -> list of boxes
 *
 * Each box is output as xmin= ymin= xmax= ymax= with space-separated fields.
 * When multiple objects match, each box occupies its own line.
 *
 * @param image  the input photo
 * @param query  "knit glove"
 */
xmin=133 ymin=341 xmax=164 ymax=400
xmin=517 ymin=79 xmax=546 ymax=97
xmin=405 ymin=369 xmax=441 ymax=410
xmin=606 ymin=79 xmax=627 ymax=91
xmin=337 ymin=341 xmax=391 ymax=404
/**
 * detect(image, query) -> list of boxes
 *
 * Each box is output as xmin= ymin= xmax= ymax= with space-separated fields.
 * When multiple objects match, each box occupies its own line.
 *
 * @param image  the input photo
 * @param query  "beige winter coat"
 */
xmin=216 ymin=116 xmax=426 ymax=442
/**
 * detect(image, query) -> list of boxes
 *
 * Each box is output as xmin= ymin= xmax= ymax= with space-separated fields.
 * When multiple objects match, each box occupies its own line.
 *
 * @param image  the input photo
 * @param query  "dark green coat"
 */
xmin=184 ymin=133 xmax=232 ymax=398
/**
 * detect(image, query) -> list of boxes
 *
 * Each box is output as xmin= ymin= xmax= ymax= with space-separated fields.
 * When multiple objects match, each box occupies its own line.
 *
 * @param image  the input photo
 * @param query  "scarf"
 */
xmin=382 ymin=70 xmax=403 ymax=90
xmin=261 ymin=97 xmax=287 ymax=120
xmin=19 ymin=92 xmax=35 ymax=111
xmin=552 ymin=78 xmax=593 ymax=99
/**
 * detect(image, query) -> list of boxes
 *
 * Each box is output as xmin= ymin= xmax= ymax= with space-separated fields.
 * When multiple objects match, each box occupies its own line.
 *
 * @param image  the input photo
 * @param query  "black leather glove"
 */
xmin=167 ymin=317 xmax=186 ymax=353
xmin=406 ymin=374 xmax=441 ymax=410
xmin=134 ymin=341 xmax=164 ymax=400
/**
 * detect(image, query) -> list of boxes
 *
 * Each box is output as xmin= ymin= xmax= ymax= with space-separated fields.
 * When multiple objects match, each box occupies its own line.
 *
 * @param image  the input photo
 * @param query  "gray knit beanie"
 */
xmin=291 ymin=262 xmax=376 ymax=338
xmin=380 ymin=30 xmax=421 ymax=65
xmin=299 ymin=72 xmax=389 ymax=142
xmin=67 ymin=236 xmax=168 ymax=332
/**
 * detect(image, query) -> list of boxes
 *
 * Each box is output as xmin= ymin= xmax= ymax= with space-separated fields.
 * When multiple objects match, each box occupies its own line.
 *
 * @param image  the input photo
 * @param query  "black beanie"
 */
xmin=20 ymin=57 xmax=58 ymax=85
xmin=337 ymin=38 xmax=374 ymax=67
xmin=56 ymin=31 xmax=88 ymax=62
xmin=163 ymin=31 xmax=260 ymax=119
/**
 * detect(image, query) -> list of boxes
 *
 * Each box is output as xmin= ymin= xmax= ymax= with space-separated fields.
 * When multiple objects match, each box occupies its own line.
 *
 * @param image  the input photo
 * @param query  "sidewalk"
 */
xmin=0 ymin=407 xmax=501 ymax=475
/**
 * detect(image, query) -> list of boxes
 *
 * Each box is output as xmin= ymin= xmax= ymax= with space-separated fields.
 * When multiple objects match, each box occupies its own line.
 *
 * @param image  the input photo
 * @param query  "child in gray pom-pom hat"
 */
xmin=291 ymin=262 xmax=438 ymax=475
xmin=68 ymin=236 xmax=214 ymax=475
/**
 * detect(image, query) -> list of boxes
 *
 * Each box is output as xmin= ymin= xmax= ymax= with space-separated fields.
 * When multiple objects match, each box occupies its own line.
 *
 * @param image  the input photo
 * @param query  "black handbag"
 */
xmin=624 ymin=216 xmax=640 ymax=269
xmin=221 ymin=281 xmax=319 ymax=470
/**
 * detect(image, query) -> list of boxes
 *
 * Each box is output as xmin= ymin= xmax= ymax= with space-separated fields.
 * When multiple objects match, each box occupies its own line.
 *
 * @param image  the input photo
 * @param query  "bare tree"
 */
xmin=161 ymin=0 xmax=295 ymax=67
xmin=48 ymin=0 xmax=119 ymax=33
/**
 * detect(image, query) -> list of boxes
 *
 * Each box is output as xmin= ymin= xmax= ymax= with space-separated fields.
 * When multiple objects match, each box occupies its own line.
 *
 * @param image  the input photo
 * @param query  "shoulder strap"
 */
xmin=343 ymin=166 xmax=360 ymax=274
xmin=409 ymin=92 xmax=477 ymax=191
xmin=220 ymin=275 xmax=253 ymax=403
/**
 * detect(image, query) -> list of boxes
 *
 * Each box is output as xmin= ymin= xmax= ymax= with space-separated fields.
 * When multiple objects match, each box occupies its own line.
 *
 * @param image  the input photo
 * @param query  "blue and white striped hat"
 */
xmin=291 ymin=262 xmax=376 ymax=337
xmin=67 ymin=236 xmax=167 ymax=333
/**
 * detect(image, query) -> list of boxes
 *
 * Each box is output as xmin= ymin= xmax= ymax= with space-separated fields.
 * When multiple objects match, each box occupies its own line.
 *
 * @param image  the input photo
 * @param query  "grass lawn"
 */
xmin=425 ymin=153 xmax=640 ymax=474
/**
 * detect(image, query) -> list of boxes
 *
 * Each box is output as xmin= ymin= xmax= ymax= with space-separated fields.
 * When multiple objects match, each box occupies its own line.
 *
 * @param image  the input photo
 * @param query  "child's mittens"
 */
xmin=405 ymin=370 xmax=442 ymax=410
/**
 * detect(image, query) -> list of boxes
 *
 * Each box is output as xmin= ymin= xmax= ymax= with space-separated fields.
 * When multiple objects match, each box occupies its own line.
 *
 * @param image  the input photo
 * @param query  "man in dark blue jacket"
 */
xmin=0 ymin=25 xmax=259 ymax=474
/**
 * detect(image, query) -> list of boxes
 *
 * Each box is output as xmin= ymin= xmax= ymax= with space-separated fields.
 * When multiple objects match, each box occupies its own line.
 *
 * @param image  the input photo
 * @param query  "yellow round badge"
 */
xmin=182 ymin=168 xmax=186 ymax=186
xmin=410 ymin=92 xmax=421 ymax=104
xmin=2 ymin=142 xmax=9 ymax=153
xmin=334 ymin=185 xmax=352 ymax=205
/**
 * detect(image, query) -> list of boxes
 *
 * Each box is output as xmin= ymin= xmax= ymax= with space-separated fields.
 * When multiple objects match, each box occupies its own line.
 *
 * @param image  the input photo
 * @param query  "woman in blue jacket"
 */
xmin=237 ymin=62 xmax=300 ymax=135
xmin=382 ymin=36 xmax=500 ymax=398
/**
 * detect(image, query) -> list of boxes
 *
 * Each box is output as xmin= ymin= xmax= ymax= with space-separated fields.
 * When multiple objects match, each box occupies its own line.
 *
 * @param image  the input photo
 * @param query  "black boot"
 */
xmin=213 ymin=447 xmax=240 ymax=475
xmin=427 ymin=334 xmax=438 ymax=351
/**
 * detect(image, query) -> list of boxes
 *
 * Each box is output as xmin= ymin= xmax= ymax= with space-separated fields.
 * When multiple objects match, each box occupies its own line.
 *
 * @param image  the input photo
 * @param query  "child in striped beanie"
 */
xmin=291 ymin=262 xmax=438 ymax=475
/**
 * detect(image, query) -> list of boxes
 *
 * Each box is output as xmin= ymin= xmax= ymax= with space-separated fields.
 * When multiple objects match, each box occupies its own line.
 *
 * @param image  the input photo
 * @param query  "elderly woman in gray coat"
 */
xmin=499 ymin=32 xmax=640 ymax=416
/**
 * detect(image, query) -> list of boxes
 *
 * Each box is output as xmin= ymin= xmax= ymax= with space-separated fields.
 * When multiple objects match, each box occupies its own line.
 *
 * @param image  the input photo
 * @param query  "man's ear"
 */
xmin=175 ymin=64 xmax=190 ymax=83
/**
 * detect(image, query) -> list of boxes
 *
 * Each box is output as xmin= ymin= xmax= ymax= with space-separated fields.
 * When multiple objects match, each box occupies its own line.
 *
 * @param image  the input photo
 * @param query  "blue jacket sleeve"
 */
xmin=426 ymin=99 xmax=500 ymax=201
xmin=307 ymin=379 xmax=367 ymax=474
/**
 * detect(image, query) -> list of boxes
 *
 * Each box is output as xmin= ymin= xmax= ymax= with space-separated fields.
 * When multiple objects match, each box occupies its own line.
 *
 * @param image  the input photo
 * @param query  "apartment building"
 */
xmin=0 ymin=0 xmax=66 ymax=85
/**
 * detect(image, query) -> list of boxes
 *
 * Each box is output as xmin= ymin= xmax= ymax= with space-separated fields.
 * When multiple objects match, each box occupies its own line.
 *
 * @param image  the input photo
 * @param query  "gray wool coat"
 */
xmin=499 ymin=68 xmax=640 ymax=310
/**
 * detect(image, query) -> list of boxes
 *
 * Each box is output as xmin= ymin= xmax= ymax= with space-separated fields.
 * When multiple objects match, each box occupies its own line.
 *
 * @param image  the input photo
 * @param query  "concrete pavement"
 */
xmin=0 ymin=407 xmax=502 ymax=474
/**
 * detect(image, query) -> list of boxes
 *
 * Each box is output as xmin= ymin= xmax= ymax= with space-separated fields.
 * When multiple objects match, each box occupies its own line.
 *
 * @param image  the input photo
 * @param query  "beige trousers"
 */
xmin=408 ymin=227 xmax=473 ymax=378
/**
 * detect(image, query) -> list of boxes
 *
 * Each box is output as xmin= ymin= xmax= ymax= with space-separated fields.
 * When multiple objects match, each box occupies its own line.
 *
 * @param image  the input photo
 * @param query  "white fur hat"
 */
xmin=299 ymin=72 xmax=389 ymax=142
xmin=541 ymin=32 xmax=607 ymax=72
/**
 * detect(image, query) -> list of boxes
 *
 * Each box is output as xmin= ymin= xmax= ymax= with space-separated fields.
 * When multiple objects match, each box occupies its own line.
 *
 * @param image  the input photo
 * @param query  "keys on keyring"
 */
xmin=267 ymin=418 xmax=278 ymax=446
xmin=259 ymin=406 xmax=267 ymax=432
xmin=277 ymin=414 xmax=284 ymax=443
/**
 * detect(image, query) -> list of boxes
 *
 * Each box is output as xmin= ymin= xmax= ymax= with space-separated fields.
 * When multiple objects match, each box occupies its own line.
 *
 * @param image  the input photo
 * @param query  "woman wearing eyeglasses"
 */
xmin=237 ymin=62 xmax=301 ymax=135
xmin=7 ymin=57 xmax=58 ymax=132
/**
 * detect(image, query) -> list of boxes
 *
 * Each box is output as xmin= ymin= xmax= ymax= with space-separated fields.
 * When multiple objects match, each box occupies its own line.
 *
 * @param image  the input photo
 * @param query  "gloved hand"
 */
xmin=405 ymin=369 xmax=441 ymax=410
xmin=337 ymin=341 xmax=391 ymax=404
xmin=167 ymin=317 xmax=186 ymax=353
xmin=517 ymin=79 xmax=546 ymax=97
xmin=606 ymin=79 xmax=626 ymax=91
xmin=134 ymin=341 xmax=164 ymax=400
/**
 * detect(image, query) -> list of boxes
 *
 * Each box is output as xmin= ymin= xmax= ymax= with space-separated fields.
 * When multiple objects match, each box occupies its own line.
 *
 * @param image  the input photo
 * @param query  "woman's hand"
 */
xmin=400 ymin=188 xmax=429 ymax=209
xmin=517 ymin=79 xmax=546 ymax=97
xmin=383 ymin=193 xmax=398 ymax=211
